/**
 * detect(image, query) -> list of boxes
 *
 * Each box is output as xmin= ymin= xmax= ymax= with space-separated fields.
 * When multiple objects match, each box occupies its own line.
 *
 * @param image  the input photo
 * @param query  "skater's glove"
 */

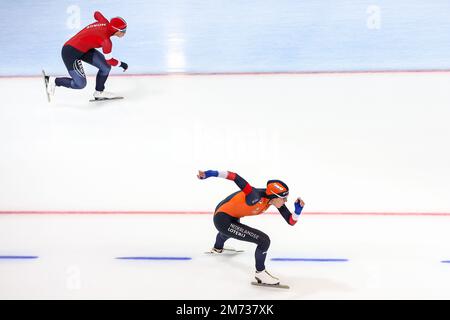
xmin=120 ymin=61 xmax=128 ymax=72
xmin=197 ymin=170 xmax=218 ymax=180
xmin=294 ymin=198 xmax=305 ymax=216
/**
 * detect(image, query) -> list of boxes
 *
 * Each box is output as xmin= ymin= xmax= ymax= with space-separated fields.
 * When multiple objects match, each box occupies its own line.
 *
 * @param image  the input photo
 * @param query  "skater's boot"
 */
xmin=43 ymin=74 xmax=55 ymax=102
xmin=45 ymin=76 xmax=56 ymax=97
xmin=93 ymin=90 xmax=118 ymax=100
xmin=254 ymin=269 xmax=280 ymax=285
xmin=207 ymin=246 xmax=243 ymax=254
xmin=208 ymin=248 xmax=223 ymax=254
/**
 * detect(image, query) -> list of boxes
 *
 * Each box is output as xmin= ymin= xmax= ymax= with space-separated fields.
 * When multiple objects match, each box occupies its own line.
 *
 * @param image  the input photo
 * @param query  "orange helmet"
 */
xmin=266 ymin=180 xmax=289 ymax=199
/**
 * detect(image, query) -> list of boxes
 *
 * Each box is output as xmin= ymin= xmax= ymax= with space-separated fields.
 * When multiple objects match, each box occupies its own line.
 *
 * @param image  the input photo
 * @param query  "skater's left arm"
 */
xmin=278 ymin=198 xmax=305 ymax=226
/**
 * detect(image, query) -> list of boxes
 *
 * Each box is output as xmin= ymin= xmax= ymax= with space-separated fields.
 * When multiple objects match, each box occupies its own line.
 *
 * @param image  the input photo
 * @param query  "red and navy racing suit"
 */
xmin=55 ymin=11 xmax=123 ymax=92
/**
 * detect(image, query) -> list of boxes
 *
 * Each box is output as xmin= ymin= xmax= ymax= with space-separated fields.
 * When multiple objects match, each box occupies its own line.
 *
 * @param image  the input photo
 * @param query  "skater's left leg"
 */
xmin=81 ymin=49 xmax=111 ymax=92
xmin=55 ymin=67 xmax=87 ymax=89
xmin=55 ymin=45 xmax=87 ymax=90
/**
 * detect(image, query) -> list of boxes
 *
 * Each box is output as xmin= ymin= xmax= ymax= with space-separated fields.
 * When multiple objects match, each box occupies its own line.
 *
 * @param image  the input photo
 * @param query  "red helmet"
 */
xmin=266 ymin=180 xmax=289 ymax=199
xmin=109 ymin=17 xmax=127 ymax=33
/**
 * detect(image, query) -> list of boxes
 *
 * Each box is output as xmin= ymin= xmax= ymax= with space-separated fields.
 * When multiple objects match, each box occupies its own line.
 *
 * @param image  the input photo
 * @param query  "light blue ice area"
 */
xmin=1 ymin=0 xmax=450 ymax=75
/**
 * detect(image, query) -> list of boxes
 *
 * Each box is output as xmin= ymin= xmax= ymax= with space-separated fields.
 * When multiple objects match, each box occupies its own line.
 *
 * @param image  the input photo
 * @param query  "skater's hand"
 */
xmin=294 ymin=198 xmax=305 ymax=215
xmin=120 ymin=61 xmax=128 ymax=72
xmin=197 ymin=170 xmax=218 ymax=179
xmin=197 ymin=170 xmax=206 ymax=179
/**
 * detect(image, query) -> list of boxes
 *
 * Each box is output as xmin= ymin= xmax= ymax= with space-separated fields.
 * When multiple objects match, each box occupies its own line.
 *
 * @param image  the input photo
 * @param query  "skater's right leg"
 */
xmin=54 ymin=45 xmax=87 ymax=90
xmin=213 ymin=212 xmax=278 ymax=284
xmin=213 ymin=232 xmax=231 ymax=251
xmin=80 ymin=49 xmax=111 ymax=92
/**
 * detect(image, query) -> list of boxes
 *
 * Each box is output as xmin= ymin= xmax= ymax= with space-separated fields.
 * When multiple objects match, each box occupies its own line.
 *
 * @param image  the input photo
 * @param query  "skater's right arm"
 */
xmin=197 ymin=170 xmax=254 ymax=195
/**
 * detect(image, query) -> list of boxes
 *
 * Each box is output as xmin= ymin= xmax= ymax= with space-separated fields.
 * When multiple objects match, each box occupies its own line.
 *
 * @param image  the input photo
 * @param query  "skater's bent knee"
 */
xmin=100 ymin=63 xmax=111 ymax=74
xmin=72 ymin=78 xmax=87 ymax=89
xmin=259 ymin=235 xmax=271 ymax=251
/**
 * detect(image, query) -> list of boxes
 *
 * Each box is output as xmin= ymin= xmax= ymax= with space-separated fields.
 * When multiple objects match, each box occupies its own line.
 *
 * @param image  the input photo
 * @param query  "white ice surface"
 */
xmin=0 ymin=73 xmax=450 ymax=299
xmin=0 ymin=73 xmax=450 ymax=212
xmin=1 ymin=214 xmax=450 ymax=299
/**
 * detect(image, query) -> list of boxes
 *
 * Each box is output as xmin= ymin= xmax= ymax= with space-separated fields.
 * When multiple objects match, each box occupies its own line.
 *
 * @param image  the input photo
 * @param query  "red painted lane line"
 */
xmin=0 ymin=211 xmax=449 ymax=216
xmin=2 ymin=69 xmax=450 ymax=79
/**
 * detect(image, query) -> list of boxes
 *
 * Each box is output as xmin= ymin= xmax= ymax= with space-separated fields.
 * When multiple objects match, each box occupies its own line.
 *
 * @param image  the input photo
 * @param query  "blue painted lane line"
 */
xmin=271 ymin=258 xmax=349 ymax=262
xmin=0 ymin=256 xmax=38 ymax=259
xmin=441 ymin=261 xmax=450 ymax=263
xmin=116 ymin=257 xmax=192 ymax=261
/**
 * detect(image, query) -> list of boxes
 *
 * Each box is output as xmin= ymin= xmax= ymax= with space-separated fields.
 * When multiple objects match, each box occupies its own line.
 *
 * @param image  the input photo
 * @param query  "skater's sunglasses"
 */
xmin=270 ymin=191 xmax=289 ymax=199
xmin=113 ymin=27 xmax=127 ymax=33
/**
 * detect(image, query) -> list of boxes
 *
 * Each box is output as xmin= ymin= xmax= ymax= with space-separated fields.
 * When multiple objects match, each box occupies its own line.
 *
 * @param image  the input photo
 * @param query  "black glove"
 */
xmin=120 ymin=61 xmax=128 ymax=72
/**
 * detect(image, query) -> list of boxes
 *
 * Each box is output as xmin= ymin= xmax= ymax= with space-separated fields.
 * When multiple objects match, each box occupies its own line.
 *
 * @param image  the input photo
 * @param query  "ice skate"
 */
xmin=208 ymin=247 xmax=224 ymax=254
xmin=204 ymin=247 xmax=244 ymax=255
xmin=251 ymin=270 xmax=289 ymax=289
xmin=42 ymin=70 xmax=55 ymax=102
xmin=254 ymin=269 xmax=279 ymax=285
xmin=90 ymin=90 xmax=124 ymax=102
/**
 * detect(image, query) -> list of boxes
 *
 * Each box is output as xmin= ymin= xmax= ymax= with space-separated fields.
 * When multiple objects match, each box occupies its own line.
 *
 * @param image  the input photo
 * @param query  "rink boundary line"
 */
xmin=113 ymin=69 xmax=450 ymax=77
xmin=0 ymin=256 xmax=38 ymax=260
xmin=116 ymin=256 xmax=192 ymax=261
xmin=271 ymin=258 xmax=348 ymax=262
xmin=1 ymin=211 xmax=450 ymax=216
xmin=2 ymin=69 xmax=450 ymax=79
